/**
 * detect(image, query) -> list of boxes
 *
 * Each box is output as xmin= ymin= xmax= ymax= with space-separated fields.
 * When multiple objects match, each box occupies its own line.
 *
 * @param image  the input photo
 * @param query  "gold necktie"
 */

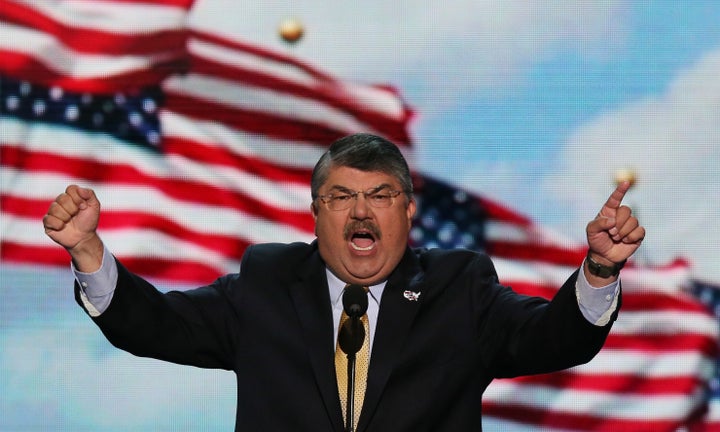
xmin=335 ymin=309 xmax=370 ymax=431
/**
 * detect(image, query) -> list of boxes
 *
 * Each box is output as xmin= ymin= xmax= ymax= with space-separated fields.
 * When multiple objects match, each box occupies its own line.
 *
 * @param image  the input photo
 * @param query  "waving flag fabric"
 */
xmin=1 ymin=0 xmax=412 ymax=282
xmin=1 ymin=1 xmax=718 ymax=430
xmin=485 ymin=260 xmax=718 ymax=430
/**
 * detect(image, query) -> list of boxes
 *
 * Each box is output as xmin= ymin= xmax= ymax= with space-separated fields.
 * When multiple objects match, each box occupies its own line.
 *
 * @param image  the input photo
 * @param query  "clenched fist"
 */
xmin=43 ymin=185 xmax=104 ymax=272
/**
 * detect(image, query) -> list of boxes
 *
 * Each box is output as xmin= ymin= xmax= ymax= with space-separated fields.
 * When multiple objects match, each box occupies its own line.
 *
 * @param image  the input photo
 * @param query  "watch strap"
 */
xmin=586 ymin=251 xmax=626 ymax=278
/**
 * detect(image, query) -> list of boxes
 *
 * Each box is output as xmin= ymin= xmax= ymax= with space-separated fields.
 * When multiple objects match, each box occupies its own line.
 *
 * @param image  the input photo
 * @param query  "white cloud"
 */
xmin=545 ymin=48 xmax=720 ymax=282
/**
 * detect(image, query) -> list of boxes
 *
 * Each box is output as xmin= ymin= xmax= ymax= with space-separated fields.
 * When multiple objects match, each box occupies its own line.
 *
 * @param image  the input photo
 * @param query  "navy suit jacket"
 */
xmin=78 ymin=241 xmax=618 ymax=431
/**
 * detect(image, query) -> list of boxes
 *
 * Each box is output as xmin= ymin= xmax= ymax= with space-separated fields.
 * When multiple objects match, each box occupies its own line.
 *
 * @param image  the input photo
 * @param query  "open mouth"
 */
xmin=345 ymin=222 xmax=381 ymax=252
xmin=350 ymin=231 xmax=376 ymax=251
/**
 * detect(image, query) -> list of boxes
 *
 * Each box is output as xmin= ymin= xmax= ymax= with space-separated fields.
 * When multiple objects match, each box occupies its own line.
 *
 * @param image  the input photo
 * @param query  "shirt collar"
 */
xmin=326 ymin=268 xmax=383 ymax=307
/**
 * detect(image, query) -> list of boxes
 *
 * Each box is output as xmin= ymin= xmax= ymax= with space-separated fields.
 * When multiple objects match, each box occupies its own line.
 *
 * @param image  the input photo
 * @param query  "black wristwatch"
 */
xmin=586 ymin=251 xmax=626 ymax=278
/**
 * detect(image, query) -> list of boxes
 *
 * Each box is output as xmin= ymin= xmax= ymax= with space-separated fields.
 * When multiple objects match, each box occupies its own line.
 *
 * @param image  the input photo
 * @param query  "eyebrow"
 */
xmin=327 ymin=183 xmax=393 ymax=194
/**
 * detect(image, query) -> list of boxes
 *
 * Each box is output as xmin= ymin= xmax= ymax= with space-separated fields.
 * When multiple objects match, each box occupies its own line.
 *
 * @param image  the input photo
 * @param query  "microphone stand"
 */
xmin=339 ymin=313 xmax=365 ymax=432
xmin=339 ymin=285 xmax=368 ymax=432
xmin=345 ymin=347 xmax=357 ymax=432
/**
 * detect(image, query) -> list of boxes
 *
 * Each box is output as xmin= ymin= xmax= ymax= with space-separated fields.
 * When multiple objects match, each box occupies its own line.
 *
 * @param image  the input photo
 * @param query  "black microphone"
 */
xmin=342 ymin=284 xmax=368 ymax=318
xmin=338 ymin=285 xmax=368 ymax=355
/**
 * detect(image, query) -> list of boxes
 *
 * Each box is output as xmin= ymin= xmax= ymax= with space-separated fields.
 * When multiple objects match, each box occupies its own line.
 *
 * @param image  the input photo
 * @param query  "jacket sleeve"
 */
xmin=471 ymin=258 xmax=620 ymax=378
xmin=76 ymin=258 xmax=240 ymax=370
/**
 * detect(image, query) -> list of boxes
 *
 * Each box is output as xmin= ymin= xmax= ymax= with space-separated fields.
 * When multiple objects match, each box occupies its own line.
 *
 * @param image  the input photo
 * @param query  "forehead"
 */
xmin=321 ymin=165 xmax=400 ymax=190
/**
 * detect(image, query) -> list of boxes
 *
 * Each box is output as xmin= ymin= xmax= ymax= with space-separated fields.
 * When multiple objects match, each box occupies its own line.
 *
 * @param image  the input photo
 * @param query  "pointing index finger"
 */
xmin=601 ymin=180 xmax=631 ymax=213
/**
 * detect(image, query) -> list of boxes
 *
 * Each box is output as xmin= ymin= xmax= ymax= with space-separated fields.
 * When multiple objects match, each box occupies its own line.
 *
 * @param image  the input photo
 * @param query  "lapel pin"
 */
xmin=403 ymin=290 xmax=421 ymax=301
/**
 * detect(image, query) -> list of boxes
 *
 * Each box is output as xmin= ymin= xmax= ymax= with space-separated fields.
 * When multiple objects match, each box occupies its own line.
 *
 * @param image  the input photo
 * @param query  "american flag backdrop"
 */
xmin=1 ymin=1 xmax=719 ymax=430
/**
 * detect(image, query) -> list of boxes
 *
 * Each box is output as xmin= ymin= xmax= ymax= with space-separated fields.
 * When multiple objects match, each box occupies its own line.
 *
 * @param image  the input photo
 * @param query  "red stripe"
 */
xmin=483 ymin=402 xmax=699 ymax=431
xmin=490 ymin=240 xmax=586 ymax=266
xmin=164 ymin=93 xmax=353 ymax=146
xmin=0 ymin=242 xmax=223 ymax=283
xmin=479 ymin=196 xmax=533 ymax=226
xmin=0 ymin=242 xmax=70 ymax=266
xmin=162 ymin=136 xmax=313 ymax=186
xmin=508 ymin=372 xmax=706 ymax=395
xmin=117 ymin=256 xmax=226 ymax=282
xmin=191 ymin=29 xmax=337 ymax=82
xmin=96 ymin=0 xmax=195 ymax=7
xmin=603 ymin=333 xmax=717 ymax=356
xmin=0 ymin=50 xmax=184 ymax=93
xmin=688 ymin=415 xmax=720 ymax=431
xmin=0 ymin=145 xmax=315 ymax=233
xmin=0 ymin=0 xmax=190 ymax=56
xmin=507 ymin=281 xmax=713 ymax=314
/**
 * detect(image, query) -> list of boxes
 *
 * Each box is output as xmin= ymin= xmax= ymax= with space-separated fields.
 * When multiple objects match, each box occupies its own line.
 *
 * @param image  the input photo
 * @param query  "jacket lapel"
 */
xmin=358 ymin=248 xmax=425 ymax=430
xmin=288 ymin=245 xmax=345 ymax=432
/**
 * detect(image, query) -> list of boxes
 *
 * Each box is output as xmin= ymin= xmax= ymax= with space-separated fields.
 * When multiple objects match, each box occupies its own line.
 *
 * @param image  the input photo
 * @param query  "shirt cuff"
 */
xmin=72 ymin=244 xmax=118 ymax=317
xmin=575 ymin=261 xmax=620 ymax=326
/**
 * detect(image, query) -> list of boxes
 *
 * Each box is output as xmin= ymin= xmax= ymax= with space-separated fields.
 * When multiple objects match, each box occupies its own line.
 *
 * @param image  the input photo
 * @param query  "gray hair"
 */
xmin=310 ymin=133 xmax=414 ymax=200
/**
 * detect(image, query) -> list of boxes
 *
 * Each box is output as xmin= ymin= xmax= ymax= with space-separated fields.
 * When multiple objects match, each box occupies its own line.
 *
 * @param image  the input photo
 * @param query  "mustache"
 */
xmin=343 ymin=220 xmax=382 ymax=240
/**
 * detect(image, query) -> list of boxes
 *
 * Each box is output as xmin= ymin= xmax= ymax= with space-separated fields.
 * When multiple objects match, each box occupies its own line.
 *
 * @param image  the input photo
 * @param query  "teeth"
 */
xmin=351 ymin=242 xmax=375 ymax=251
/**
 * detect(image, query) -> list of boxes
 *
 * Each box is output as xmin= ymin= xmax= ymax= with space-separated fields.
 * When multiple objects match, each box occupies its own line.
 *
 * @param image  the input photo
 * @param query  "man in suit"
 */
xmin=43 ymin=133 xmax=644 ymax=431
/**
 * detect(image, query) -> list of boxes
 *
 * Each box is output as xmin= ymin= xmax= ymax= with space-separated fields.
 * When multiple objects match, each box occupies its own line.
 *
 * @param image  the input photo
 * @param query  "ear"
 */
xmin=310 ymin=202 xmax=320 ymax=236
xmin=406 ymin=197 xmax=417 ymax=225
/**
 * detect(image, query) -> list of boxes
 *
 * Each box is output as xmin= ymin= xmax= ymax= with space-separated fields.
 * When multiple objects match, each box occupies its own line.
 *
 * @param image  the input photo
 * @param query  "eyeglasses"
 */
xmin=316 ymin=187 xmax=404 ymax=211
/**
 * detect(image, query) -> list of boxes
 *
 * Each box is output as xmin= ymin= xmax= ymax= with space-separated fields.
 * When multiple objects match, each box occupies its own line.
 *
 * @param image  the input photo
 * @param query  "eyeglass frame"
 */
xmin=315 ymin=185 xmax=405 ymax=211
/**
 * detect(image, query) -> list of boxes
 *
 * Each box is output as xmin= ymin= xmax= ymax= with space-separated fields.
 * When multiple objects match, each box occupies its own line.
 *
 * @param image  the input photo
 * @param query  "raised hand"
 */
xmin=43 ymin=185 xmax=104 ymax=271
xmin=585 ymin=181 xmax=645 ymax=269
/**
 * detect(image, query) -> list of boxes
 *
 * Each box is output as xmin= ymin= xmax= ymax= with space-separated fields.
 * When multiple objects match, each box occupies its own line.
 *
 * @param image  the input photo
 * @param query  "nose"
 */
xmin=349 ymin=192 xmax=372 ymax=219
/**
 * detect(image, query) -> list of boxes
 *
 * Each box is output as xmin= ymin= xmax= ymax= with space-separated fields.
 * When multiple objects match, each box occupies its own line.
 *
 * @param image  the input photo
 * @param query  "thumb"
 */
xmin=74 ymin=186 xmax=100 ymax=211
xmin=587 ymin=216 xmax=616 ymax=236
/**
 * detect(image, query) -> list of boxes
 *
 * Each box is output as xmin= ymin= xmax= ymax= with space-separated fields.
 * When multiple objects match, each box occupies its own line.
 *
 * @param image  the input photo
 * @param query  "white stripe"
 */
xmin=163 ymin=153 xmax=311 ymax=211
xmin=704 ymin=399 xmax=720 ymax=422
xmin=0 ymin=24 xmax=162 ymax=78
xmin=485 ymin=220 xmax=534 ymax=243
xmin=569 ymin=349 xmax=715 ymax=379
xmin=0 ymin=171 xmax=315 ymax=244
xmin=0 ymin=119 xmax=311 ymax=211
xmin=340 ymin=81 xmax=408 ymax=121
xmin=188 ymin=38 xmax=406 ymax=119
xmin=619 ymin=264 xmax=694 ymax=295
xmin=612 ymin=310 xmax=718 ymax=339
xmin=494 ymin=254 xmax=692 ymax=295
xmin=188 ymin=38 xmax=320 ymax=88
xmin=482 ymin=417 xmax=576 ymax=432
xmin=163 ymin=73 xmax=387 ymax=137
xmin=484 ymin=380 xmax=706 ymax=420
xmin=106 ymin=229 xmax=240 ymax=275
xmin=11 ymin=0 xmax=188 ymax=33
xmin=493 ymin=257 xmax=578 ymax=286
xmin=486 ymin=219 xmax=581 ymax=248
xmin=160 ymin=111 xmax=326 ymax=169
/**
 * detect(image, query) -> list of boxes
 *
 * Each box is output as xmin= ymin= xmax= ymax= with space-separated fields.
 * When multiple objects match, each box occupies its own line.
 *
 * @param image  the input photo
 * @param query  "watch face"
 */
xmin=595 ymin=265 xmax=614 ymax=278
